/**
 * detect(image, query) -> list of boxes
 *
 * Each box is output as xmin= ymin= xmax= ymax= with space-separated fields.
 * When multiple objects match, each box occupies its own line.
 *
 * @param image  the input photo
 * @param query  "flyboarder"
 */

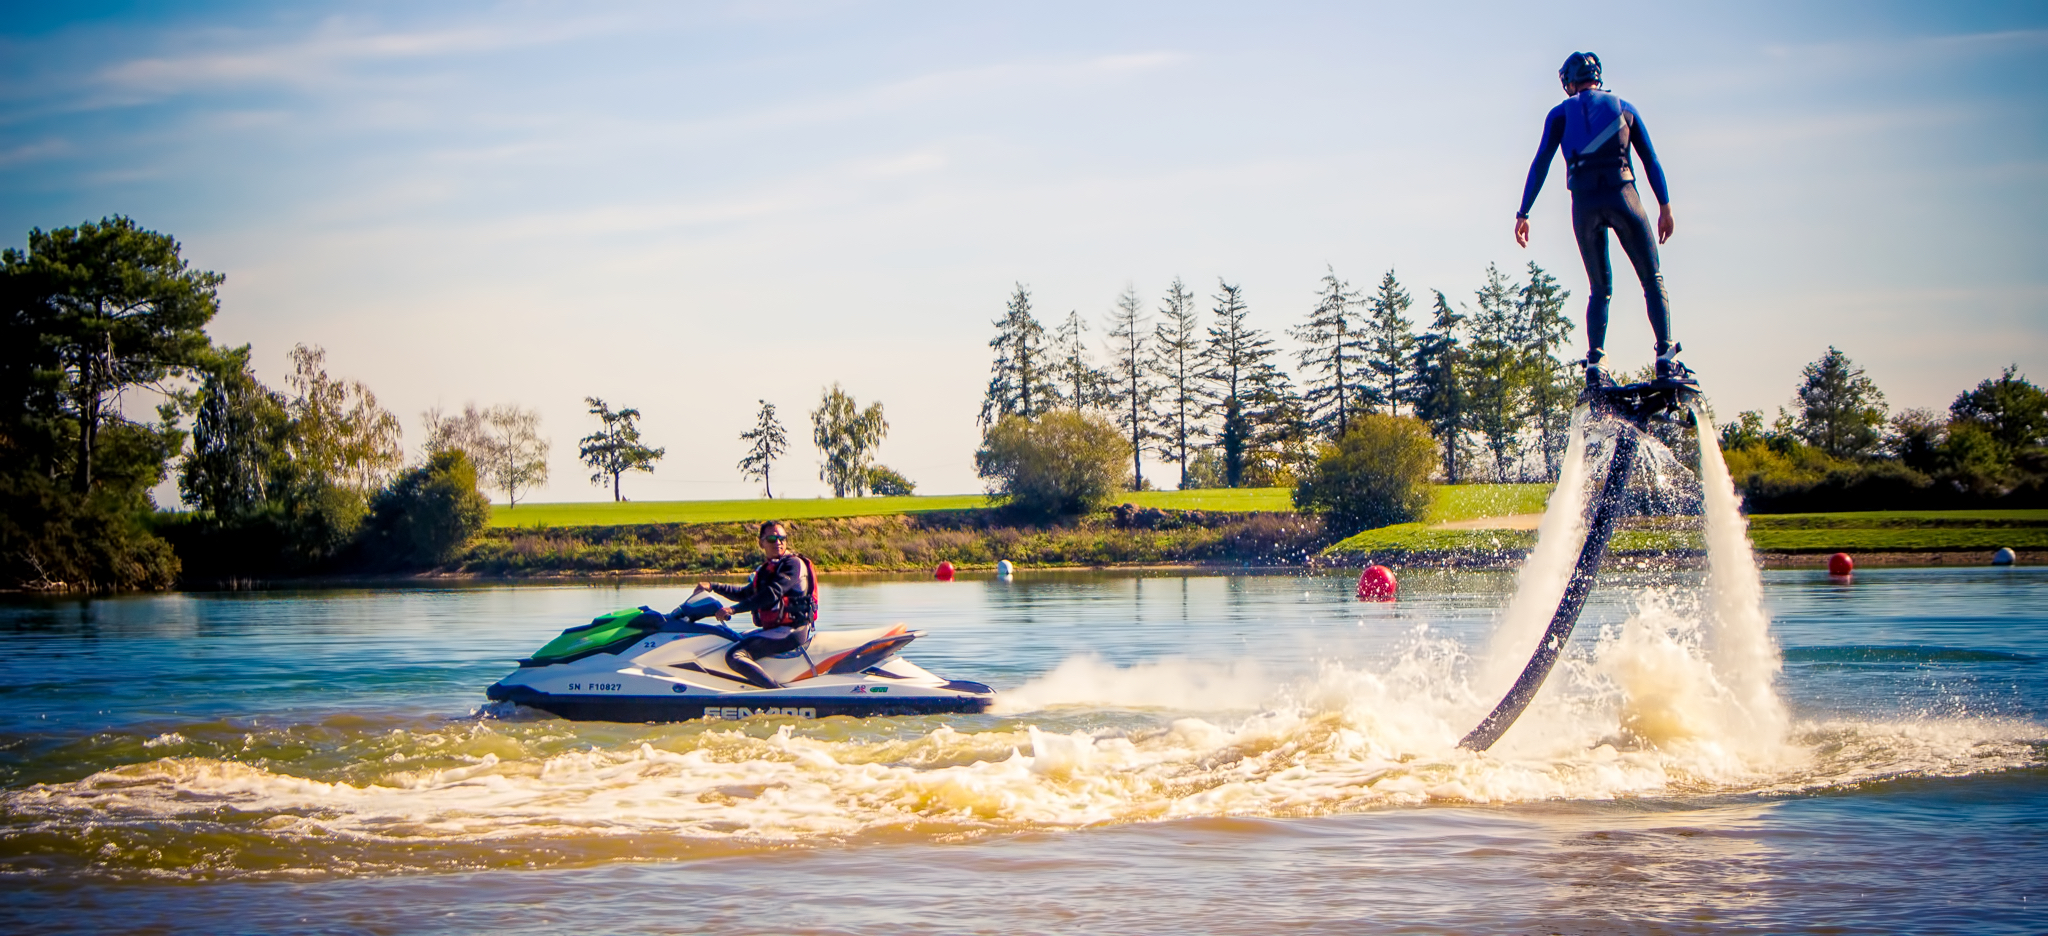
xmin=1514 ymin=51 xmax=1687 ymax=388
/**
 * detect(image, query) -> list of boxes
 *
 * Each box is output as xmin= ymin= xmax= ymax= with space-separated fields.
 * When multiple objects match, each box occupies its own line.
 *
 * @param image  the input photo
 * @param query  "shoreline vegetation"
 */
xmin=141 ymin=486 xmax=2041 ymax=590
xmin=9 ymin=218 xmax=2042 ymax=595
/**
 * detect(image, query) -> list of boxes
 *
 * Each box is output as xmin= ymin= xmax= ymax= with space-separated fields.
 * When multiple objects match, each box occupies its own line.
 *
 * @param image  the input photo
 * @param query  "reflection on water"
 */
xmin=1 ymin=568 xmax=2045 ymax=933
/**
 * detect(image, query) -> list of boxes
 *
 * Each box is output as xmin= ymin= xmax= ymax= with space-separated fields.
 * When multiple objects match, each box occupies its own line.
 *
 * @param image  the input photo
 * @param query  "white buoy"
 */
xmin=996 ymin=559 xmax=1014 ymax=578
xmin=1992 ymin=547 xmax=2016 ymax=566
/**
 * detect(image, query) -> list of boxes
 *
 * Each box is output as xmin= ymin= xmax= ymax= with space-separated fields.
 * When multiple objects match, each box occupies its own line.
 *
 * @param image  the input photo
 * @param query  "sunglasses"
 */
xmin=762 ymin=534 xmax=788 ymax=542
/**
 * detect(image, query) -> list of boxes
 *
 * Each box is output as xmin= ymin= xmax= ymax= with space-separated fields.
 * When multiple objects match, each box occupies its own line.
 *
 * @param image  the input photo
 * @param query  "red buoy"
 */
xmin=1357 ymin=565 xmax=1397 ymax=601
xmin=1828 ymin=552 xmax=1854 ymax=577
xmin=934 ymin=561 xmax=956 ymax=581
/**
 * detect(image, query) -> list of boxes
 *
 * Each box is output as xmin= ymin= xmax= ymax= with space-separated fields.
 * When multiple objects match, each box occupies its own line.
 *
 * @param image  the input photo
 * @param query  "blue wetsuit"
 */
xmin=1517 ymin=88 xmax=1672 ymax=363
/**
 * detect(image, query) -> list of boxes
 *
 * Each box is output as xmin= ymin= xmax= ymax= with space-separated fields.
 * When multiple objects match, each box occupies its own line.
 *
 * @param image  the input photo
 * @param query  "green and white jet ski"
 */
xmin=486 ymin=594 xmax=995 ymax=722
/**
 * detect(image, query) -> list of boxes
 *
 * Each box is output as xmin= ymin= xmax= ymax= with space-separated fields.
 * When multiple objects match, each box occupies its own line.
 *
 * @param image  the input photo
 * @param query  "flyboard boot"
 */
xmin=1583 ymin=351 xmax=1616 ymax=391
xmin=1461 ymin=357 xmax=1704 ymax=751
xmin=1654 ymin=342 xmax=1695 ymax=384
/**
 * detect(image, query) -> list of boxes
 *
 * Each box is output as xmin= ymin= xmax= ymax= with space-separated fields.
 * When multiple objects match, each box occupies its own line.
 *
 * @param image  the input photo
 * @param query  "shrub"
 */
xmin=866 ymin=465 xmax=917 ymax=496
xmin=1292 ymin=414 xmax=1439 ymax=537
xmin=975 ymin=409 xmax=1131 ymax=519
xmin=360 ymin=450 xmax=491 ymax=567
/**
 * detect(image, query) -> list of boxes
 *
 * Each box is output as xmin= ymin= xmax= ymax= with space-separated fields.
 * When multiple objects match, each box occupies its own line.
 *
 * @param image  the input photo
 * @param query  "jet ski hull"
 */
xmin=487 ymin=681 xmax=994 ymax=722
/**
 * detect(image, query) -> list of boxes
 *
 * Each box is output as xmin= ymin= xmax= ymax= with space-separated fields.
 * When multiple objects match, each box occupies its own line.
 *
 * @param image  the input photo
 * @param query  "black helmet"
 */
xmin=1559 ymin=51 xmax=1601 ymax=86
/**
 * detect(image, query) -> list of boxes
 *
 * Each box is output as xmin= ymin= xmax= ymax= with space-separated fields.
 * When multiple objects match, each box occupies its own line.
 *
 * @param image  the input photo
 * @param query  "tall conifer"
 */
xmin=1362 ymin=269 xmax=1417 ymax=416
xmin=980 ymin=283 xmax=1052 ymax=426
xmin=1290 ymin=266 xmax=1363 ymax=440
xmin=1103 ymin=287 xmax=1154 ymax=489
xmin=1149 ymin=277 xmax=1210 ymax=488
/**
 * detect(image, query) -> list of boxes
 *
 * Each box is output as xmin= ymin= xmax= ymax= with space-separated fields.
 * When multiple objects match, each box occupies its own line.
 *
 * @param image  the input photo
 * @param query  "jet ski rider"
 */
xmin=1514 ymin=51 xmax=1686 ymax=388
xmin=690 ymin=520 xmax=819 ymax=690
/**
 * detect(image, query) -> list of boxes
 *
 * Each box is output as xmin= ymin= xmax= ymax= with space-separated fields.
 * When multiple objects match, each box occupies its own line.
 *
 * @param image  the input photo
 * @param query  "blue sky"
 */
xmin=4 ymin=1 xmax=2044 ymax=501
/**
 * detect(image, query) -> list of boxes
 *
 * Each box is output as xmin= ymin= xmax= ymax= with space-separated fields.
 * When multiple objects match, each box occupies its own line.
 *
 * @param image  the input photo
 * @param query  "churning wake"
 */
xmin=2 ymin=407 xmax=2041 ymax=881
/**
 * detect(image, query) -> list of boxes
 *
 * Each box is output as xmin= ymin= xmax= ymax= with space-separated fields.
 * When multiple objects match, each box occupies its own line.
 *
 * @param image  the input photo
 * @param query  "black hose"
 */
xmin=1459 ymin=423 xmax=1640 ymax=751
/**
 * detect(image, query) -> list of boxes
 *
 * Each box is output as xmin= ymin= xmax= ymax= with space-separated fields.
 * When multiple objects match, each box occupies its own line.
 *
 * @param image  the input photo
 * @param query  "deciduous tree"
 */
xmin=1949 ymin=365 xmax=2048 ymax=456
xmin=975 ymin=409 xmax=1129 ymax=519
xmin=182 ymin=344 xmax=288 ymax=519
xmin=286 ymin=344 xmax=403 ymax=494
xmin=811 ymin=384 xmax=887 ymax=497
xmin=484 ymin=405 xmax=549 ymax=507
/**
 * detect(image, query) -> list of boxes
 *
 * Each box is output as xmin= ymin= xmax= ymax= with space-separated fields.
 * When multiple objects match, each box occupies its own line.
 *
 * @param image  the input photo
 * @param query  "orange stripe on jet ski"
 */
xmin=795 ymin=625 xmax=911 ymax=681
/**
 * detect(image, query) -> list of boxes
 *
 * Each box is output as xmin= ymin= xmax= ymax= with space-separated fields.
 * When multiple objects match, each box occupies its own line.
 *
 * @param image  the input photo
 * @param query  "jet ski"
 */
xmin=486 ymin=593 xmax=996 ymax=722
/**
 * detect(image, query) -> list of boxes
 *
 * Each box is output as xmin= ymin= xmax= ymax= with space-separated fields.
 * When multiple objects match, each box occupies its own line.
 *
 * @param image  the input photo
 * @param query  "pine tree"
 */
xmin=980 ymin=283 xmax=1053 ymax=426
xmin=1362 ymin=269 xmax=1417 ymax=416
xmin=1051 ymin=309 xmax=1104 ymax=409
xmin=1794 ymin=347 xmax=1888 ymax=458
xmin=1290 ymin=265 xmax=1363 ymax=440
xmin=1103 ymin=286 xmax=1155 ymax=490
xmin=1465 ymin=263 xmax=1524 ymax=481
xmin=1409 ymin=290 xmax=1470 ymax=482
xmin=1149 ymin=276 xmax=1211 ymax=488
xmin=1516 ymin=262 xmax=1575 ymax=479
xmin=1201 ymin=280 xmax=1284 ymax=488
xmin=736 ymin=399 xmax=788 ymax=498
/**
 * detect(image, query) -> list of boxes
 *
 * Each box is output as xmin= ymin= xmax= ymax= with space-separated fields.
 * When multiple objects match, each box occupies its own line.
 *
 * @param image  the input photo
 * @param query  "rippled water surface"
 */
xmin=2 ymin=566 xmax=2044 ymax=934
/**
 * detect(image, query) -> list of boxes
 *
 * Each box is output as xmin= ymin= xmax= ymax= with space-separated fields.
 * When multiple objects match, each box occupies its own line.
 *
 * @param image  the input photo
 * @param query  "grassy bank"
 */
xmin=1326 ymin=508 xmax=2048 ymax=562
xmin=487 ymin=488 xmax=1304 ymax=528
xmin=463 ymin=510 xmax=1325 ymax=575
xmin=486 ymin=484 xmax=1532 ymax=530
xmin=463 ymin=484 xmax=1542 ymax=575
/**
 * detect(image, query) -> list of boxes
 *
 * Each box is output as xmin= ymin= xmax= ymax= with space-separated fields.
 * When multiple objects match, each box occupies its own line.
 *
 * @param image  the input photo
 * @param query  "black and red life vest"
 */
xmin=751 ymin=553 xmax=819 ymax=628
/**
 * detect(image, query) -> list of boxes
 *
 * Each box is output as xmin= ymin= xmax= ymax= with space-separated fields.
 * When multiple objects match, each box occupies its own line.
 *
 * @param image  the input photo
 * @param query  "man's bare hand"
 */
xmin=714 ymin=606 xmax=731 ymax=622
xmin=1657 ymin=204 xmax=1675 ymax=244
xmin=1514 ymin=217 xmax=1531 ymax=248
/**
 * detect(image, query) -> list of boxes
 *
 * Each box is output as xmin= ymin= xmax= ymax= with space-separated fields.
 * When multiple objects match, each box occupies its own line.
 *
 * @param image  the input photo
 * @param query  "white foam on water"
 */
xmin=991 ymin=655 xmax=1273 ymax=714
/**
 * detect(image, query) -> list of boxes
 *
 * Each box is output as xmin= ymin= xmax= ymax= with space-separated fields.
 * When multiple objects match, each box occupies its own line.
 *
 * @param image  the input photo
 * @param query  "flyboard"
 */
xmin=1458 ymin=369 xmax=1702 ymax=751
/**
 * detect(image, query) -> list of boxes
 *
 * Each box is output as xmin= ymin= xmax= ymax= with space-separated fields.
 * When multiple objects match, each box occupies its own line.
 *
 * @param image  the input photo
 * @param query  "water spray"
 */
xmin=1459 ymin=374 xmax=1702 ymax=752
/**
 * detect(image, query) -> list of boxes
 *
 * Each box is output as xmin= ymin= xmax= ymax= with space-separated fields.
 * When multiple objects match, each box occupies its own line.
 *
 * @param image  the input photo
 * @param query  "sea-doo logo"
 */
xmin=704 ymin=706 xmax=817 ymax=720
xmin=850 ymin=685 xmax=889 ymax=694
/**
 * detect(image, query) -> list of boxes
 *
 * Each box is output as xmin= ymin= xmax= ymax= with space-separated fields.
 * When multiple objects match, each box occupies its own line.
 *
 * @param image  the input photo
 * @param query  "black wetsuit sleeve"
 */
xmin=707 ymin=581 xmax=753 ymax=603
xmin=1517 ymin=106 xmax=1566 ymax=219
xmin=724 ymin=557 xmax=802 ymax=615
xmin=1626 ymin=103 xmax=1670 ymax=205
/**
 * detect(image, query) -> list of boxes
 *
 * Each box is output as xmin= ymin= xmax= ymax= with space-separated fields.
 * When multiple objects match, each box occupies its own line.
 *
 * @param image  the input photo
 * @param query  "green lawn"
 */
xmin=490 ymin=483 xmax=1553 ymax=530
xmin=1747 ymin=510 xmax=2048 ymax=530
xmin=1425 ymin=483 xmax=1550 ymax=523
xmin=489 ymin=494 xmax=993 ymax=528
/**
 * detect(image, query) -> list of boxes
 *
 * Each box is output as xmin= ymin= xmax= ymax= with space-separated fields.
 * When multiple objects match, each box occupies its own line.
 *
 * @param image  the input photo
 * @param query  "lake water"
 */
xmin=2 ymin=566 xmax=2043 ymax=934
